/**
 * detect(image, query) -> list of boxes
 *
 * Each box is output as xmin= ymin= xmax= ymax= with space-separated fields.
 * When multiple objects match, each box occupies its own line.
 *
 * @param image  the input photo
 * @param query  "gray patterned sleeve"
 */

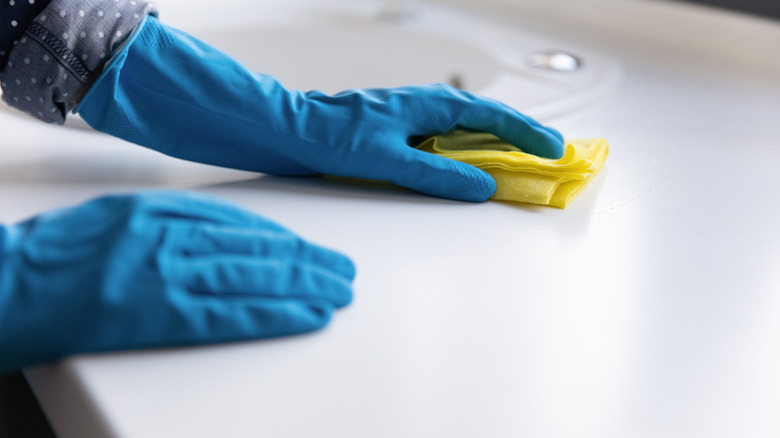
xmin=0 ymin=0 xmax=158 ymax=124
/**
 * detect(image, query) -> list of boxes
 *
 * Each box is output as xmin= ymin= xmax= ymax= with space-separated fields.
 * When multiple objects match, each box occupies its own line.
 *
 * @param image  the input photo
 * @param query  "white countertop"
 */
xmin=4 ymin=0 xmax=780 ymax=436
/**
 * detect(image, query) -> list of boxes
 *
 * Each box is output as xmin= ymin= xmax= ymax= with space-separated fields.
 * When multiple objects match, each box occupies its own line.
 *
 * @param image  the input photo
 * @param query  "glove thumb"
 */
xmin=390 ymin=148 xmax=497 ymax=202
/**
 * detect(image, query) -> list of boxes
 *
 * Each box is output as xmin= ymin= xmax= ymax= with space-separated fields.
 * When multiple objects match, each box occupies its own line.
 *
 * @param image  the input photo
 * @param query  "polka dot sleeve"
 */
xmin=0 ymin=0 xmax=158 ymax=124
xmin=0 ymin=0 xmax=52 ymax=71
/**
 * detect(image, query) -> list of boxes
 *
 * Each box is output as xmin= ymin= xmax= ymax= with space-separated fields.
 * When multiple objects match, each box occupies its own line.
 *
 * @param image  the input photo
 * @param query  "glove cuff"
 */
xmin=0 ymin=224 xmax=13 ymax=292
xmin=0 ymin=222 xmax=20 ymax=305
xmin=0 ymin=223 xmax=18 ymax=371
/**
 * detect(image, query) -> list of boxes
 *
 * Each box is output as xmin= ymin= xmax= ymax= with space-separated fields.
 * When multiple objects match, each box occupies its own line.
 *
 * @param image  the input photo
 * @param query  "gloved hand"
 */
xmin=0 ymin=191 xmax=354 ymax=372
xmin=76 ymin=16 xmax=564 ymax=203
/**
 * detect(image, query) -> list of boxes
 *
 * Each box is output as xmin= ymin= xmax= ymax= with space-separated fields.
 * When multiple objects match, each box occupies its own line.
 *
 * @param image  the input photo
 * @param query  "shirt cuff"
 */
xmin=0 ymin=0 xmax=158 ymax=124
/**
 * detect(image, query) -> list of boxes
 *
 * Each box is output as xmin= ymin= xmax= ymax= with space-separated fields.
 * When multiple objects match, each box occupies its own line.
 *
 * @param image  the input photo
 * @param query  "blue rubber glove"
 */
xmin=0 ymin=191 xmax=354 ymax=372
xmin=76 ymin=16 xmax=564 ymax=203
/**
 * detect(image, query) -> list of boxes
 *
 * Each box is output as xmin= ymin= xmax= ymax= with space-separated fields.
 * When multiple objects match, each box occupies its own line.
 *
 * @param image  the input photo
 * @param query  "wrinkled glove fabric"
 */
xmin=75 ymin=15 xmax=564 ymax=203
xmin=416 ymin=132 xmax=609 ymax=208
xmin=0 ymin=191 xmax=355 ymax=372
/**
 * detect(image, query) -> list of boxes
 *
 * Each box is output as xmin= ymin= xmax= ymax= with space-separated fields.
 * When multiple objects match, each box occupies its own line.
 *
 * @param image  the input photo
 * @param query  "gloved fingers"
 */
xmin=483 ymin=97 xmax=565 ymax=143
xmin=184 ymin=298 xmax=336 ymax=342
xmin=169 ymin=224 xmax=356 ymax=280
xmin=377 ymin=145 xmax=497 ymax=202
xmin=455 ymin=106 xmax=564 ymax=159
xmin=413 ymin=85 xmax=565 ymax=159
xmin=170 ymin=256 xmax=354 ymax=308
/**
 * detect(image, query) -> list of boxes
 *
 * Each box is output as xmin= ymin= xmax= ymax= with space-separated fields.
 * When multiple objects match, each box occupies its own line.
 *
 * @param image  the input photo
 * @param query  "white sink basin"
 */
xmin=188 ymin=6 xmax=623 ymax=121
xmin=197 ymin=24 xmax=499 ymax=95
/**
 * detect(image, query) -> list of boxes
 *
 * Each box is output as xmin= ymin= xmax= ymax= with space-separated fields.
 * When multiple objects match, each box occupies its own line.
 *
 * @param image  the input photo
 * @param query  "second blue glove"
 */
xmin=0 ymin=191 xmax=354 ymax=372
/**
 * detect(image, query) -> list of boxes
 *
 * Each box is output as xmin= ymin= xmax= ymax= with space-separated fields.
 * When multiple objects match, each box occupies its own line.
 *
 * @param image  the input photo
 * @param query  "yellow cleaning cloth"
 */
xmin=416 ymin=132 xmax=609 ymax=208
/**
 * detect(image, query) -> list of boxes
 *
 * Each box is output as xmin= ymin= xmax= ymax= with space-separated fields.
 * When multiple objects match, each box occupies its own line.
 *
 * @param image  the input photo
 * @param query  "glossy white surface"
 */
xmin=4 ymin=0 xmax=780 ymax=437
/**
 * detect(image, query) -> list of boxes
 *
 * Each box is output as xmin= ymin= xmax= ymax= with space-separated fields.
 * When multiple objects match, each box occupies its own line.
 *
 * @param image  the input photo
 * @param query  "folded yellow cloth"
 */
xmin=415 ymin=132 xmax=609 ymax=208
